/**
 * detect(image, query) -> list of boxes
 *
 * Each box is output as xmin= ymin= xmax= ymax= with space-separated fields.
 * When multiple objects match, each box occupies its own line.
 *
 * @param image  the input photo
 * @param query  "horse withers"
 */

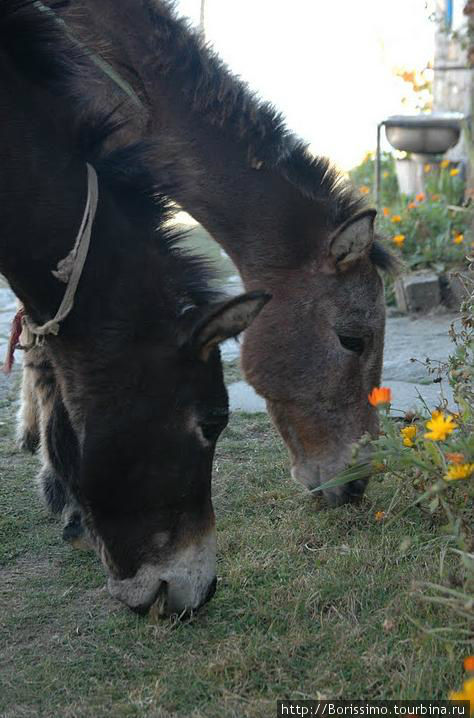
xmin=0 ymin=0 xmax=268 ymax=616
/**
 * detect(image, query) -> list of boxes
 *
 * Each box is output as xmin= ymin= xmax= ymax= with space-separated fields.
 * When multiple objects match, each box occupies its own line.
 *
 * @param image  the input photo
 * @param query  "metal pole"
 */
xmin=199 ymin=0 xmax=206 ymax=39
xmin=376 ymin=122 xmax=385 ymax=213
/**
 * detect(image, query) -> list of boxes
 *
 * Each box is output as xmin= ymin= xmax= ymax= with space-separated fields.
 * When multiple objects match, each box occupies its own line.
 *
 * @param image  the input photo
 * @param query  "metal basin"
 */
xmin=385 ymin=112 xmax=464 ymax=154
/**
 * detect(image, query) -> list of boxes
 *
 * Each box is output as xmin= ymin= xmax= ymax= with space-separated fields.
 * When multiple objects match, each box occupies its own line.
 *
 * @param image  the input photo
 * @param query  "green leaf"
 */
xmin=423 ymin=440 xmax=443 ymax=468
xmin=429 ymin=496 xmax=440 ymax=512
xmin=311 ymin=462 xmax=373 ymax=494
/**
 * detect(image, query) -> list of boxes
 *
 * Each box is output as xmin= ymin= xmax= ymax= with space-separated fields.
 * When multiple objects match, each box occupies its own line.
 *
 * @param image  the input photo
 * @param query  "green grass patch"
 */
xmin=0 ymin=389 xmax=467 ymax=717
xmin=223 ymin=358 xmax=243 ymax=385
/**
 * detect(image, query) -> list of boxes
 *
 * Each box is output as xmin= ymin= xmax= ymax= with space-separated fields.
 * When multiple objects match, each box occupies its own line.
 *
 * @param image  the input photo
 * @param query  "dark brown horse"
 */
xmin=1 ymin=0 xmax=268 ymax=616
xmin=55 ymin=0 xmax=395 ymax=505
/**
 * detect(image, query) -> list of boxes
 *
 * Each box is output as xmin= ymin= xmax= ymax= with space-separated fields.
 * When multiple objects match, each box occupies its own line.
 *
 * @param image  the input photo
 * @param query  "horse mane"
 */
xmin=139 ymin=0 xmax=395 ymax=272
xmin=0 ymin=0 xmax=220 ymax=307
xmin=2 ymin=0 xmax=394 ymax=275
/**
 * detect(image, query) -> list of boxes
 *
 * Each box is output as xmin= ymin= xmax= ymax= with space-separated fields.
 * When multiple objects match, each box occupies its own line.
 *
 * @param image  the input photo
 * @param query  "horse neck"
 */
xmin=61 ymin=0 xmax=315 ymax=279
xmin=0 ymin=56 xmax=89 ymax=322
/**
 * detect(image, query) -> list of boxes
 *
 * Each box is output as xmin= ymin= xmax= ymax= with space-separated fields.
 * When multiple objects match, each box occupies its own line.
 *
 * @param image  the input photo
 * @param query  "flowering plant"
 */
xmin=376 ymin=162 xmax=470 ymax=270
xmin=318 ymin=266 xmax=474 ymax=638
xmin=350 ymin=153 xmax=471 ymax=271
xmin=349 ymin=151 xmax=399 ymax=207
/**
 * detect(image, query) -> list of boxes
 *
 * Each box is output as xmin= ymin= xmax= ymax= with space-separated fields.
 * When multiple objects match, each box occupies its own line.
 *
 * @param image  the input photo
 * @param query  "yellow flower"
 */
xmin=449 ymin=677 xmax=474 ymax=713
xmin=450 ymin=168 xmax=460 ymax=177
xmin=375 ymin=511 xmax=386 ymax=522
xmin=444 ymin=463 xmax=474 ymax=481
xmin=391 ymin=215 xmax=402 ymax=223
xmin=383 ymin=207 xmax=391 ymax=217
xmin=424 ymin=164 xmax=432 ymax=173
xmin=368 ymin=387 xmax=392 ymax=407
xmin=424 ymin=411 xmax=458 ymax=441
xmin=401 ymin=425 xmax=417 ymax=447
xmin=383 ymin=171 xmax=389 ymax=178
xmin=359 ymin=185 xmax=370 ymax=195
xmin=440 ymin=159 xmax=450 ymax=169
xmin=392 ymin=234 xmax=406 ymax=247
xmin=453 ymin=233 xmax=464 ymax=245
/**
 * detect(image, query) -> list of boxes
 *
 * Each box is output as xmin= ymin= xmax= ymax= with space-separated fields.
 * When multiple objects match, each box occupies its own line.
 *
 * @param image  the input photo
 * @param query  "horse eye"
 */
xmin=338 ymin=335 xmax=365 ymax=355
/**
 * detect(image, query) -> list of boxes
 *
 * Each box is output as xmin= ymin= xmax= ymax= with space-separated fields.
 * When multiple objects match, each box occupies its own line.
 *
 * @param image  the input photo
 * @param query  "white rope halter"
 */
xmin=25 ymin=163 xmax=99 ymax=339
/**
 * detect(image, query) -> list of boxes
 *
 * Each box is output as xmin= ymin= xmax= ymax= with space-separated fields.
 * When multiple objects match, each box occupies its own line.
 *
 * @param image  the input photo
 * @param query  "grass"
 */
xmin=223 ymin=358 xmax=243 ymax=385
xmin=0 ymin=375 xmax=468 ymax=718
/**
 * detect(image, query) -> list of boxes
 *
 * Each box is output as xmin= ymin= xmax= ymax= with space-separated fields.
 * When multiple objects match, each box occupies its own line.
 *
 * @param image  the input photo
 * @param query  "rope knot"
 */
xmin=2 ymin=163 xmax=98 ymax=372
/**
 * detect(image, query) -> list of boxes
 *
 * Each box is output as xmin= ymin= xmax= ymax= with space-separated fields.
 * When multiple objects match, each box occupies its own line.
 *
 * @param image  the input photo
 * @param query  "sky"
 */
xmin=175 ymin=0 xmax=437 ymax=170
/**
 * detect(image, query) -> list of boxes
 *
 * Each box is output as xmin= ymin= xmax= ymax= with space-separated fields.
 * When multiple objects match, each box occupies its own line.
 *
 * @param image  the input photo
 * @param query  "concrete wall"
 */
xmin=433 ymin=0 xmax=473 ymax=169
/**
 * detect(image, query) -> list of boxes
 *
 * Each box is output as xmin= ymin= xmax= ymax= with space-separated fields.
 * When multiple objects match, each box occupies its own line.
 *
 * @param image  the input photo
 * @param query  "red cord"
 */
xmin=3 ymin=308 xmax=26 ymax=374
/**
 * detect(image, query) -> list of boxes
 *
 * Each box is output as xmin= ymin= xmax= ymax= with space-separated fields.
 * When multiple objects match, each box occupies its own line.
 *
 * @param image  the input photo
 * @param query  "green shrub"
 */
xmin=377 ymin=163 xmax=470 ymax=270
xmin=319 ymin=259 xmax=474 ymax=640
xmin=349 ymin=151 xmax=399 ymax=207
xmin=349 ymin=154 xmax=471 ymax=271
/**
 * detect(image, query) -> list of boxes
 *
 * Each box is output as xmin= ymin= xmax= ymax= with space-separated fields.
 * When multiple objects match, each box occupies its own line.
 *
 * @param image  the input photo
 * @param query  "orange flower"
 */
xmin=407 ymin=202 xmax=416 ymax=209
xmin=446 ymin=453 xmax=466 ymax=465
xmin=392 ymin=234 xmax=406 ymax=247
xmin=416 ymin=192 xmax=425 ymax=202
xmin=464 ymin=657 xmax=474 ymax=673
xmin=383 ymin=207 xmax=391 ymax=217
xmin=453 ymin=233 xmax=464 ymax=245
xmin=450 ymin=168 xmax=460 ymax=177
xmin=391 ymin=215 xmax=402 ymax=223
xmin=368 ymin=387 xmax=392 ymax=407
xmin=359 ymin=185 xmax=370 ymax=195
xmin=375 ymin=511 xmax=386 ymax=522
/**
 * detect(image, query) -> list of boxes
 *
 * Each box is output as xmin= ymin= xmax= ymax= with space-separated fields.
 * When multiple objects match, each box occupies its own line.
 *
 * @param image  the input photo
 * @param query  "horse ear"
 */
xmin=190 ymin=291 xmax=271 ymax=361
xmin=327 ymin=209 xmax=376 ymax=272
